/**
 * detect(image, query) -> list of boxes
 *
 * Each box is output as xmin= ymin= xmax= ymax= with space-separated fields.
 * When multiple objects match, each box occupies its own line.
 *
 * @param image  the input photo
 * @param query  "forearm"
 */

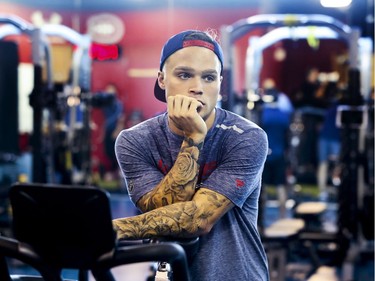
xmin=113 ymin=188 xmax=233 ymax=240
xmin=137 ymin=136 xmax=203 ymax=212
xmin=113 ymin=201 xmax=205 ymax=240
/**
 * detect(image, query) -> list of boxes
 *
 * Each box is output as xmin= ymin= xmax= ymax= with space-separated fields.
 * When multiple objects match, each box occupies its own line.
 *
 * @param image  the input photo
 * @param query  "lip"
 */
xmin=197 ymin=100 xmax=205 ymax=106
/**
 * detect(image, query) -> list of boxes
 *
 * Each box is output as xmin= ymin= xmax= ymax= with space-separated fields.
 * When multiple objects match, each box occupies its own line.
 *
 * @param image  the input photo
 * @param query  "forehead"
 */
xmin=164 ymin=46 xmax=221 ymax=71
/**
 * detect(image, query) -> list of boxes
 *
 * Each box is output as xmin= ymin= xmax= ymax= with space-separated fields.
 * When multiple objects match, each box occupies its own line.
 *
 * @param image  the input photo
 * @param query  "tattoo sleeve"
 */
xmin=137 ymin=137 xmax=204 ymax=212
xmin=113 ymin=188 xmax=233 ymax=240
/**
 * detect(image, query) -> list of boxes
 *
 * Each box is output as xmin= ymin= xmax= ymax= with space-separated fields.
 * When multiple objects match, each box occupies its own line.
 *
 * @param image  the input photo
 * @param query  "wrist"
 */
xmin=184 ymin=135 xmax=204 ymax=150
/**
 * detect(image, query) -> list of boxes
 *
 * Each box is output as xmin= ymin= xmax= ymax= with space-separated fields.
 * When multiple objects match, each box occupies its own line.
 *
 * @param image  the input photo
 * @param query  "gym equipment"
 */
xmin=220 ymin=14 xmax=352 ymax=111
xmin=262 ymin=218 xmax=305 ymax=281
xmin=0 ymin=15 xmax=93 ymax=185
xmin=0 ymin=183 xmax=190 ymax=281
xmin=306 ymin=266 xmax=339 ymax=281
xmin=41 ymin=23 xmax=92 ymax=185
xmin=220 ymin=14 xmax=373 ymax=109
xmin=116 ymin=237 xmax=199 ymax=281
xmin=0 ymin=40 xmax=19 ymax=228
xmin=294 ymin=202 xmax=327 ymax=232
xmin=0 ymin=41 xmax=19 ymax=158
xmin=0 ymin=14 xmax=54 ymax=184
xmin=221 ymin=14 xmax=374 ymax=280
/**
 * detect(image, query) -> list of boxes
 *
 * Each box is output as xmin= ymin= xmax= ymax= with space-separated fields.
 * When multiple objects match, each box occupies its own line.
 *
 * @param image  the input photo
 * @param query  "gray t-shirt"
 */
xmin=115 ymin=107 xmax=270 ymax=281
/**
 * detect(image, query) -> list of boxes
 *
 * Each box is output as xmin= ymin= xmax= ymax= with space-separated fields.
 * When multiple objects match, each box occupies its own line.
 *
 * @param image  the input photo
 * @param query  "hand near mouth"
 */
xmin=167 ymin=95 xmax=207 ymax=143
xmin=196 ymin=100 xmax=204 ymax=113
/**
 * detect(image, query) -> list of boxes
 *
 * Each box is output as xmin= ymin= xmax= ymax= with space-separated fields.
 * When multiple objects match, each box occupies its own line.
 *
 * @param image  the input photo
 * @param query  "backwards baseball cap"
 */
xmin=154 ymin=30 xmax=224 ymax=102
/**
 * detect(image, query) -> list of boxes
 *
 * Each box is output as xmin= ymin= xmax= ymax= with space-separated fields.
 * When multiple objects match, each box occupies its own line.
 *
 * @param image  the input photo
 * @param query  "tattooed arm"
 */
xmin=113 ymin=188 xmax=234 ymax=239
xmin=137 ymin=95 xmax=207 ymax=212
xmin=137 ymin=136 xmax=203 ymax=212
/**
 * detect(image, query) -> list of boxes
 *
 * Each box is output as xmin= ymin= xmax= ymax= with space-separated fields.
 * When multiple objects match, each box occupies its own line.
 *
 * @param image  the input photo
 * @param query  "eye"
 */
xmin=177 ymin=72 xmax=192 ymax=80
xmin=203 ymin=74 xmax=216 ymax=82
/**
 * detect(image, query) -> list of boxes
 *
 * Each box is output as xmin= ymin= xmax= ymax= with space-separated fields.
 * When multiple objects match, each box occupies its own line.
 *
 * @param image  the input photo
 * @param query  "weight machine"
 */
xmin=220 ymin=14 xmax=374 ymax=280
xmin=0 ymin=14 xmax=92 ymax=186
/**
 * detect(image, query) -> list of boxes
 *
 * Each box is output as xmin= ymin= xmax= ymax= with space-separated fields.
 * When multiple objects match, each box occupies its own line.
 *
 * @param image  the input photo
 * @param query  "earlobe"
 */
xmin=157 ymin=71 xmax=165 ymax=90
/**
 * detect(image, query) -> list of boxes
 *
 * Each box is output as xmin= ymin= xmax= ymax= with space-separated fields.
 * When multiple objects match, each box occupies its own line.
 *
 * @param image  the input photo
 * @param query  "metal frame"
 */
xmin=220 ymin=13 xmax=361 ymax=111
xmin=0 ymin=15 xmax=92 ymax=184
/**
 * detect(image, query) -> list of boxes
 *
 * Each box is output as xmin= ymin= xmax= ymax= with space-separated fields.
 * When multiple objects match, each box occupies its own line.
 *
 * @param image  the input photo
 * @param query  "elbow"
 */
xmin=182 ymin=219 xmax=214 ymax=237
xmin=196 ymin=225 xmax=213 ymax=236
xmin=181 ymin=226 xmax=210 ymax=238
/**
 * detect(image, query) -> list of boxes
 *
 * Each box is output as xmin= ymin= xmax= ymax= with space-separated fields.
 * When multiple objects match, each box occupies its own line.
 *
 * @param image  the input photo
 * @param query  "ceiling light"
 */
xmin=320 ymin=0 xmax=352 ymax=8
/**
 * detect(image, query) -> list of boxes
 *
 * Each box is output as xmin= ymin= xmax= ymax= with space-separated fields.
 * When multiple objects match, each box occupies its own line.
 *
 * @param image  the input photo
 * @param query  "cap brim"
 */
xmin=154 ymin=79 xmax=166 ymax=102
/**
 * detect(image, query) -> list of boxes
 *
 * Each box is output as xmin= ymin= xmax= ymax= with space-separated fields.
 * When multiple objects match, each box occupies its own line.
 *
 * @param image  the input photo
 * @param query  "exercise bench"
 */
xmin=294 ymin=202 xmax=327 ymax=232
xmin=0 ymin=183 xmax=191 ymax=281
xmin=262 ymin=218 xmax=305 ymax=281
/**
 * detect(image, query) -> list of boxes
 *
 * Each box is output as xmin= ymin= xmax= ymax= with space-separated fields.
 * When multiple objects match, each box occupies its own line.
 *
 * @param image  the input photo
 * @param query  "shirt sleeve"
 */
xmin=115 ymin=128 xmax=164 ymax=205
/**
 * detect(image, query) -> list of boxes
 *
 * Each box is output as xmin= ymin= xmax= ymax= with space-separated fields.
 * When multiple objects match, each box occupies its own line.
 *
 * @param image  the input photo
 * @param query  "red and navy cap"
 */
xmin=154 ymin=30 xmax=224 ymax=102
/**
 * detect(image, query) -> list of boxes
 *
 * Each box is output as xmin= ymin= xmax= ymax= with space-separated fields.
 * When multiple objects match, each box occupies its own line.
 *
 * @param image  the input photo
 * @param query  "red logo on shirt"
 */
xmin=236 ymin=179 xmax=245 ymax=188
xmin=158 ymin=159 xmax=169 ymax=175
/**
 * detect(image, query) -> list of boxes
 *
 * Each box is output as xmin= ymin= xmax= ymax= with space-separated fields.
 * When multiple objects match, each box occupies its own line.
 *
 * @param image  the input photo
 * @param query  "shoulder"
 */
xmin=208 ymin=108 xmax=268 ymax=158
xmin=214 ymin=108 xmax=266 ymax=138
xmin=117 ymin=113 xmax=166 ymax=143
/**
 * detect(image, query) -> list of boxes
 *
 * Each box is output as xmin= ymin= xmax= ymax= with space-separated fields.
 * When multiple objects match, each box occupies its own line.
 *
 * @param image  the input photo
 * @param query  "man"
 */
xmin=260 ymin=81 xmax=293 ymax=218
xmin=113 ymin=30 xmax=269 ymax=281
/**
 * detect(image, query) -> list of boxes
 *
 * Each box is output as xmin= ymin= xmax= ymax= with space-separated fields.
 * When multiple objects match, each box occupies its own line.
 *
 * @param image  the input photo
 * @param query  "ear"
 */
xmin=157 ymin=71 xmax=165 ymax=90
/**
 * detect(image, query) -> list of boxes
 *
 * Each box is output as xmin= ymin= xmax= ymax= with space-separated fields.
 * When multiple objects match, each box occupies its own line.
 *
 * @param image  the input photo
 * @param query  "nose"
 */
xmin=188 ymin=77 xmax=203 ymax=96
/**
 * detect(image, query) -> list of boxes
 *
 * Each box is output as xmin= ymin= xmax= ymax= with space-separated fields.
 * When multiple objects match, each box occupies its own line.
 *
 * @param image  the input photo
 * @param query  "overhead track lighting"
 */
xmin=320 ymin=0 xmax=352 ymax=8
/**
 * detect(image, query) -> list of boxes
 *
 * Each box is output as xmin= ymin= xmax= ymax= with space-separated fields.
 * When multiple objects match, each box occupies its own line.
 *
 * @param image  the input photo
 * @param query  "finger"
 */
xmin=167 ymin=96 xmax=182 ymax=115
xmin=187 ymin=99 xmax=201 ymax=114
xmin=170 ymin=95 xmax=190 ymax=115
xmin=176 ymin=95 xmax=189 ymax=111
xmin=167 ymin=96 xmax=175 ymax=114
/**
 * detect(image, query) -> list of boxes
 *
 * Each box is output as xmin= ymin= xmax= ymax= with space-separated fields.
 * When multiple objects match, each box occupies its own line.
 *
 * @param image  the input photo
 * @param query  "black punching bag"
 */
xmin=0 ymin=41 xmax=19 ymax=159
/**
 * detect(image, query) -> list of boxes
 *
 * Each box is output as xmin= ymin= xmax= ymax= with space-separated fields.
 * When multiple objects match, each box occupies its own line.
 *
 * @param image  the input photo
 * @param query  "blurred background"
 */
xmin=0 ymin=0 xmax=374 ymax=280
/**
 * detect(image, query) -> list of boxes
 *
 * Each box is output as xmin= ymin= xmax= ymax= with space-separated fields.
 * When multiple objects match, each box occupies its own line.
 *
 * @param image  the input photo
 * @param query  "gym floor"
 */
xmin=6 ymin=185 xmax=375 ymax=281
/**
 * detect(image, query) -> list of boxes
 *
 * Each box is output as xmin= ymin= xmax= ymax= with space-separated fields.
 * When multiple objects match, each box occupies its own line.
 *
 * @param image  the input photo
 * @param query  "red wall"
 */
xmin=1 ymin=3 xmax=261 ymax=170
xmin=1 ymin=3 xmax=261 ymax=115
xmin=1 ymin=3 xmax=348 ymax=171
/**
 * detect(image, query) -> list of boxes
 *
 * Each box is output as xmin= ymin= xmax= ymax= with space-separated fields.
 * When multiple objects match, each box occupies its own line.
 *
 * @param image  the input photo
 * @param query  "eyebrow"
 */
xmin=174 ymin=66 xmax=219 ymax=75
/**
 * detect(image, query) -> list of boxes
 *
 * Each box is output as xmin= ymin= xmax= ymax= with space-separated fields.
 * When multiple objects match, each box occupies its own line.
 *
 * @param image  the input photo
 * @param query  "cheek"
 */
xmin=205 ymin=83 xmax=220 ymax=98
xmin=165 ymin=83 xmax=181 ymax=97
xmin=204 ymin=92 xmax=220 ymax=110
xmin=165 ymin=76 xmax=185 ymax=94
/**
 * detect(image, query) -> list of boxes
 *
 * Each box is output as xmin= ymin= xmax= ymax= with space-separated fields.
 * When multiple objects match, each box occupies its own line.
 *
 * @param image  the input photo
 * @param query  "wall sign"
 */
xmin=87 ymin=13 xmax=125 ymax=45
